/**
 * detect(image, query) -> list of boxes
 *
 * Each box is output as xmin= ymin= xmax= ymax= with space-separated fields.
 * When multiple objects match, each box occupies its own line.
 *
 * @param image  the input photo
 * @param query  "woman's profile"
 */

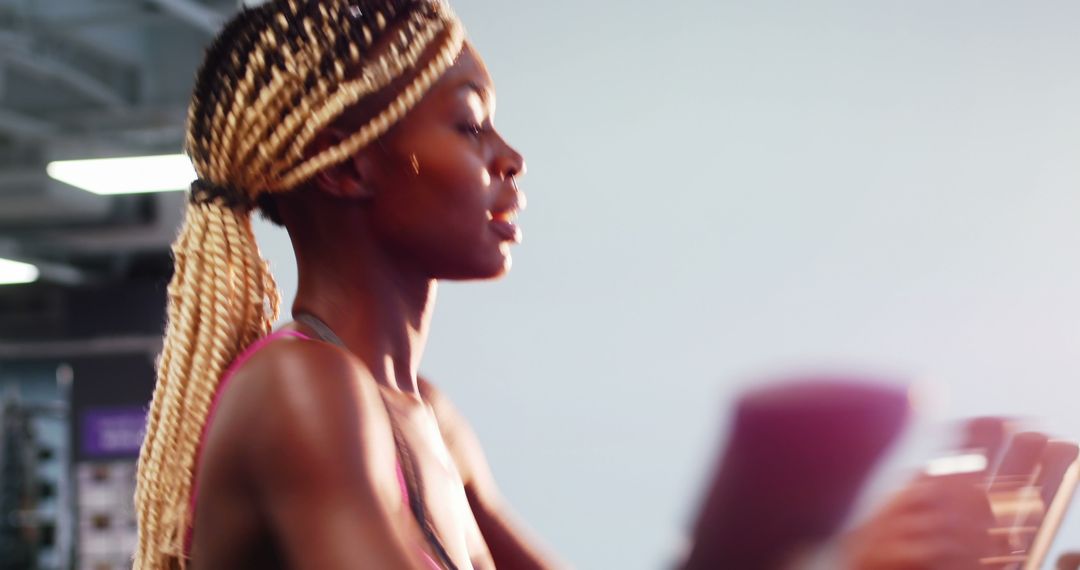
xmin=133 ymin=1 xmax=551 ymax=568
xmin=132 ymin=1 xmax=1001 ymax=568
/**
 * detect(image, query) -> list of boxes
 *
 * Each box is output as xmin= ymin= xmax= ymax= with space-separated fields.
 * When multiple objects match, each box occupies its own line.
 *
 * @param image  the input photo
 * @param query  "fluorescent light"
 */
xmin=46 ymin=154 xmax=196 ymax=195
xmin=0 ymin=258 xmax=39 ymax=285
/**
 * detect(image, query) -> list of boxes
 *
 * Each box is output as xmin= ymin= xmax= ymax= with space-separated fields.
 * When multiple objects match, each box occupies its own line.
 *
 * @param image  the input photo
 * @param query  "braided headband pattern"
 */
xmin=185 ymin=0 xmax=466 ymax=210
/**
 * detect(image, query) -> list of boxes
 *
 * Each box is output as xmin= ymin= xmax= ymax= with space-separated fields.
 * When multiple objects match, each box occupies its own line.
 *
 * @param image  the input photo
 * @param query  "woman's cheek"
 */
xmin=436 ymin=159 xmax=491 ymax=206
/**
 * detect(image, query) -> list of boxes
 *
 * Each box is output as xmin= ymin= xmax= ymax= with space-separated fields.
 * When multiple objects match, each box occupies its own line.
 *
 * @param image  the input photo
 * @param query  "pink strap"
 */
xmin=420 ymin=550 xmax=443 ymax=569
xmin=397 ymin=461 xmax=411 ymax=504
xmin=185 ymin=329 xmax=310 ymax=553
xmin=205 ymin=329 xmax=311 ymax=435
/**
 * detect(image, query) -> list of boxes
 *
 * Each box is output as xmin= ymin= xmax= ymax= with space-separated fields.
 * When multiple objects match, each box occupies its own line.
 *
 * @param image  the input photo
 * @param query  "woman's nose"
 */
xmin=495 ymin=137 xmax=526 ymax=181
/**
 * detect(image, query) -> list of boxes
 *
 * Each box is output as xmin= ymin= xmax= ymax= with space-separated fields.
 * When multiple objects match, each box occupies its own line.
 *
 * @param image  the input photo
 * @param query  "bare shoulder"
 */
xmin=237 ymin=336 xmax=387 ymax=430
xmin=243 ymin=337 xmax=382 ymax=405
xmin=210 ymin=338 xmax=434 ymax=568
xmin=229 ymin=336 xmax=397 ymax=487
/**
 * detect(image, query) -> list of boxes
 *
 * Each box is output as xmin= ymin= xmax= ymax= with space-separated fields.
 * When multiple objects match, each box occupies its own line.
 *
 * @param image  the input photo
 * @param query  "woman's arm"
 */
xmin=420 ymin=379 xmax=565 ymax=570
xmin=243 ymin=342 xmax=433 ymax=570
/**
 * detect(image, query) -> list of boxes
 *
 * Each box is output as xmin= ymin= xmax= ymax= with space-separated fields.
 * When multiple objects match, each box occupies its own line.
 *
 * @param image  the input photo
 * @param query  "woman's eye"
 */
xmin=459 ymin=123 xmax=485 ymax=138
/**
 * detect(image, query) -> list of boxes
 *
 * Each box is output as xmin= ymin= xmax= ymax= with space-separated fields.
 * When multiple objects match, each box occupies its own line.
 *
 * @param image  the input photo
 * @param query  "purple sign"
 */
xmin=81 ymin=407 xmax=147 ymax=458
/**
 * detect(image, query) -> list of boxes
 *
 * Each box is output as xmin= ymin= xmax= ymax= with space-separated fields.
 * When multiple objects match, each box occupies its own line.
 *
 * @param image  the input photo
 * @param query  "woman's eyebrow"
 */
xmin=457 ymin=80 xmax=495 ymax=115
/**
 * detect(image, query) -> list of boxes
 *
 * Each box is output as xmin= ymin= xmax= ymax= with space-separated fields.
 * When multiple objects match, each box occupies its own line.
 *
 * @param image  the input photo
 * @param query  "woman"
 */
xmin=134 ymin=0 xmax=995 ymax=568
xmin=134 ymin=1 xmax=553 ymax=568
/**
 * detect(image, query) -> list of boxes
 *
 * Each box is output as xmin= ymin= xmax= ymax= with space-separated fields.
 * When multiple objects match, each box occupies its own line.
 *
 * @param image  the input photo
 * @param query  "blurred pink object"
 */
xmin=682 ymin=377 xmax=910 ymax=570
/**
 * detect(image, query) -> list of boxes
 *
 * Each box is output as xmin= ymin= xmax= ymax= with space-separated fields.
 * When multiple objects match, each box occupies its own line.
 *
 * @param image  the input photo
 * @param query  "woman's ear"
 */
xmin=311 ymin=127 xmax=375 ymax=200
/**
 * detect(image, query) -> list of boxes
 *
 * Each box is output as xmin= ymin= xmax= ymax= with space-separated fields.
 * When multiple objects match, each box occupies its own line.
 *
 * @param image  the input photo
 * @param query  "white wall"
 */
xmin=255 ymin=1 xmax=1080 ymax=567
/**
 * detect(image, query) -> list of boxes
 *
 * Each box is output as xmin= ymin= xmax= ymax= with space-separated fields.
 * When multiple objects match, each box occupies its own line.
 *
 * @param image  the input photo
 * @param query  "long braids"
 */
xmin=133 ymin=1 xmax=465 ymax=568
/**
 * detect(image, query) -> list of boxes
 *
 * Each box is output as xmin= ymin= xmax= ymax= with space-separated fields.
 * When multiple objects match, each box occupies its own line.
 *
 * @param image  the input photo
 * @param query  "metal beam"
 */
xmin=2 ymin=51 xmax=127 ymax=109
xmin=43 ymin=10 xmax=177 ymax=29
xmin=0 ymin=247 xmax=93 ymax=287
xmin=0 ymin=168 xmax=47 ymax=189
xmin=0 ymin=335 xmax=161 ymax=359
xmin=0 ymin=108 xmax=57 ymax=141
xmin=26 ymin=105 xmax=185 ymax=150
xmin=49 ymin=104 xmax=186 ymax=132
xmin=146 ymin=0 xmax=226 ymax=35
xmin=0 ymin=28 xmax=139 ymax=109
xmin=30 ymin=258 xmax=92 ymax=286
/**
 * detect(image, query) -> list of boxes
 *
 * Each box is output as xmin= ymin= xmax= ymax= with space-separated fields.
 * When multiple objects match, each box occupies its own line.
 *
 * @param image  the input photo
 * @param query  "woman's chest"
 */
xmin=387 ymin=401 xmax=494 ymax=570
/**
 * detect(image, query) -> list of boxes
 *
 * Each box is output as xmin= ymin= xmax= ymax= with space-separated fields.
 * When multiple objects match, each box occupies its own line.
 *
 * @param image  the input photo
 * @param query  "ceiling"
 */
xmin=0 ymin=0 xmax=245 ymax=287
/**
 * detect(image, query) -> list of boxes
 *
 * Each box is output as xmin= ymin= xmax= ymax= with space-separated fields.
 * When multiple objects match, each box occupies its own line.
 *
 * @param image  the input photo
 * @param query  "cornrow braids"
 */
xmin=133 ymin=1 xmax=465 ymax=568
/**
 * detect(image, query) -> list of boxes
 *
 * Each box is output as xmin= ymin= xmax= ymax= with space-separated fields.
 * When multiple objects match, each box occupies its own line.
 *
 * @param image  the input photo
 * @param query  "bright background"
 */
xmin=253 ymin=1 xmax=1080 ymax=567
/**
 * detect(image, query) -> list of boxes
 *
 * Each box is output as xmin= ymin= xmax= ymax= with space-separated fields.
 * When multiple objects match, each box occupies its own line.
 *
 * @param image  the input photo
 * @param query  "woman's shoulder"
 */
xmin=209 ymin=335 xmax=415 ymax=566
xmin=226 ymin=332 xmax=394 ymax=462
xmin=233 ymin=331 xmax=377 ymax=397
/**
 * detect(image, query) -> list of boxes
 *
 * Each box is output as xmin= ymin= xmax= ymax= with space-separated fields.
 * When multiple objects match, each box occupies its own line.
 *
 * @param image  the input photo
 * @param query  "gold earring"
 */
xmin=410 ymin=154 xmax=421 ymax=175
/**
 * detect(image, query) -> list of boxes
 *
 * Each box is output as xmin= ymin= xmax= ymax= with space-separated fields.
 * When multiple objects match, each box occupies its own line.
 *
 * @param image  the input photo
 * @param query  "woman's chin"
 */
xmin=476 ymin=250 xmax=512 ymax=280
xmin=438 ymin=249 xmax=512 ymax=281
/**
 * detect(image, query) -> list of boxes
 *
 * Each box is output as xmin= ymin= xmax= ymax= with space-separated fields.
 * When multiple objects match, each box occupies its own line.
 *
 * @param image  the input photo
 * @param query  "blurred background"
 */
xmin=0 ymin=0 xmax=1078 ymax=568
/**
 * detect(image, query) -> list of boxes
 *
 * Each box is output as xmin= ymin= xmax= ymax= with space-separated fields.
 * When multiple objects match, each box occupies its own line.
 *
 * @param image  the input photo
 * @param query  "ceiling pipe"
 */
xmin=145 ymin=0 xmax=226 ymax=35
xmin=0 ymin=107 xmax=58 ymax=141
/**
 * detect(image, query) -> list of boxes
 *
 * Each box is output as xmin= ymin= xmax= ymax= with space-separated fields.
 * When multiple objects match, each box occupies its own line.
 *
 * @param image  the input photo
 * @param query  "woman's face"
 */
xmin=359 ymin=43 xmax=527 ymax=281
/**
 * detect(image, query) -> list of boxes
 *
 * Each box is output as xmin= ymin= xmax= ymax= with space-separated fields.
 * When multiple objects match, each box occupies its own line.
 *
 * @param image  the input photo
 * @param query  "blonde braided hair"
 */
xmin=133 ymin=1 xmax=465 ymax=567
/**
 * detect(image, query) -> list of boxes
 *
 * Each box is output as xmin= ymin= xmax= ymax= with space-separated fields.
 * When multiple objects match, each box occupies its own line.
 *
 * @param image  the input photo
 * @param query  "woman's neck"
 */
xmin=290 ymin=243 xmax=436 ymax=396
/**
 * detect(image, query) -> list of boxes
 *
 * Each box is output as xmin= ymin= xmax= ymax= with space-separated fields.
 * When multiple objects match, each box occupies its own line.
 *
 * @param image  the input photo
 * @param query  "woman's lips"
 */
xmin=489 ymin=219 xmax=522 ymax=243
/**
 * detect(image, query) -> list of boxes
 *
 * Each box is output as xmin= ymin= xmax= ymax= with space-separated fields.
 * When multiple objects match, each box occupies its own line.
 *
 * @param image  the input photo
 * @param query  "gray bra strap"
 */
xmin=295 ymin=313 xmax=346 ymax=348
